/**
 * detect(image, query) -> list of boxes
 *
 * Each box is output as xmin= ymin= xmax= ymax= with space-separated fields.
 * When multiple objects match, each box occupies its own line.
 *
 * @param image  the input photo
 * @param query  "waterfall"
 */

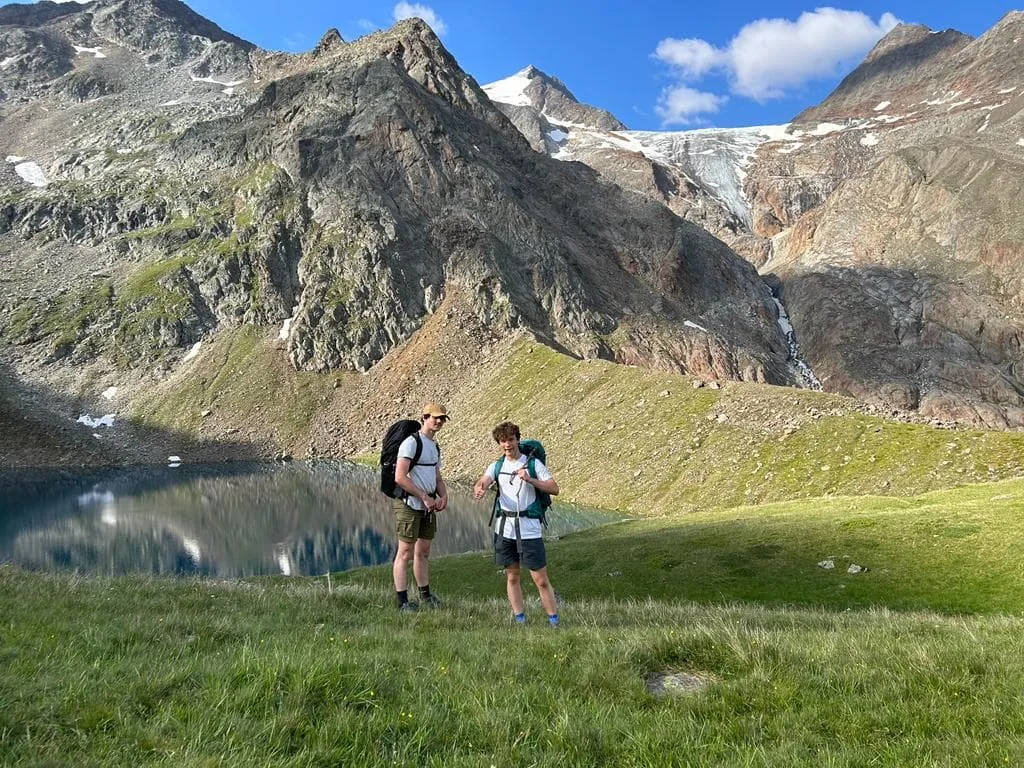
xmin=771 ymin=289 xmax=822 ymax=390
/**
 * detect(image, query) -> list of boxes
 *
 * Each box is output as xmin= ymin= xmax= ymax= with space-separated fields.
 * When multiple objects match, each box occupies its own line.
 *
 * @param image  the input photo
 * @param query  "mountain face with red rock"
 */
xmin=750 ymin=13 xmax=1024 ymax=428
xmin=0 ymin=0 xmax=797 ymax=463
xmin=487 ymin=13 xmax=1024 ymax=429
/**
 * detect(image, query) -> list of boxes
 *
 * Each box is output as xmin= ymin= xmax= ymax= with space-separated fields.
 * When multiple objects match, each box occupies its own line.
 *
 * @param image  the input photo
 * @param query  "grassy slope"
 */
xmin=130 ymin=328 xmax=1024 ymax=517
xmin=434 ymin=339 xmax=1024 ymax=515
xmin=130 ymin=326 xmax=341 ymax=450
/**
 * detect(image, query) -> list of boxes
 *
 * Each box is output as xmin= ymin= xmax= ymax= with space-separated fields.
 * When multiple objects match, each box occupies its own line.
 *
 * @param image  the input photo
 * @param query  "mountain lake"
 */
xmin=0 ymin=460 xmax=625 ymax=577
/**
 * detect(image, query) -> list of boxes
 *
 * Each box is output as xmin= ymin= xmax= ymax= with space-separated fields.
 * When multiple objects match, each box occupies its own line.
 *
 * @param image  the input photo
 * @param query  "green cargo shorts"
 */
xmin=393 ymin=497 xmax=437 ymax=543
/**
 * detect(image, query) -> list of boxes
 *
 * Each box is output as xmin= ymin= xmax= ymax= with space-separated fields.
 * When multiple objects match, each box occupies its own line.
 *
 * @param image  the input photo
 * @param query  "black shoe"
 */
xmin=399 ymin=602 xmax=419 ymax=613
xmin=421 ymin=594 xmax=443 ymax=609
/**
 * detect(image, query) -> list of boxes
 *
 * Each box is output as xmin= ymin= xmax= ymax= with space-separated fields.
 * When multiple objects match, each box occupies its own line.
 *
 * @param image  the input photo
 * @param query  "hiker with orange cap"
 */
xmin=391 ymin=402 xmax=449 ymax=612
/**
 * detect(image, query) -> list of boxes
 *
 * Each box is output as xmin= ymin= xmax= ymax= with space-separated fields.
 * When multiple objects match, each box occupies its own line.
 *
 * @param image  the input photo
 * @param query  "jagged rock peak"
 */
xmin=483 ymin=63 xmax=627 ymax=131
xmin=0 ymin=0 xmax=86 ymax=27
xmin=863 ymin=23 xmax=965 ymax=63
xmin=791 ymin=22 xmax=971 ymax=123
xmin=91 ymin=0 xmax=256 ymax=51
xmin=313 ymin=27 xmax=344 ymax=56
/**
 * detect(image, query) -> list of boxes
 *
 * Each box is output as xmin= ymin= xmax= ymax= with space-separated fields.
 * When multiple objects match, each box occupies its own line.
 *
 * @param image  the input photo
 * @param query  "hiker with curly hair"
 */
xmin=473 ymin=421 xmax=561 ymax=626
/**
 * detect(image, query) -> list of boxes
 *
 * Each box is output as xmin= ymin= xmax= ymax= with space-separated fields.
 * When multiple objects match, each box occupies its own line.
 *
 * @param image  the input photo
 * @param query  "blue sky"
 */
xmin=66 ymin=1 xmax=1023 ymax=129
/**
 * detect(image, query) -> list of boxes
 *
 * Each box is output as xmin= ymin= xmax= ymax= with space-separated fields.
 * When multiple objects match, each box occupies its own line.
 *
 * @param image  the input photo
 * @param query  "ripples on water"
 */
xmin=0 ymin=461 xmax=623 ymax=577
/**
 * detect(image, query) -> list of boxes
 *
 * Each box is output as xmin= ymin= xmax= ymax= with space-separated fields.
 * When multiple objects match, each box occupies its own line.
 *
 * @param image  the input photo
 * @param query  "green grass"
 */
xmin=132 ymin=326 xmax=337 ymax=445
xmin=5 ymin=477 xmax=1024 ymax=766
xmin=436 ymin=340 xmax=1024 ymax=516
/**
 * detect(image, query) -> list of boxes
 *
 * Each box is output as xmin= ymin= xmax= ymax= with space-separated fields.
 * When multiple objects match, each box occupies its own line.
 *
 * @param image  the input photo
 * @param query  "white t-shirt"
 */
xmin=398 ymin=432 xmax=442 ymax=511
xmin=486 ymin=454 xmax=552 ymax=540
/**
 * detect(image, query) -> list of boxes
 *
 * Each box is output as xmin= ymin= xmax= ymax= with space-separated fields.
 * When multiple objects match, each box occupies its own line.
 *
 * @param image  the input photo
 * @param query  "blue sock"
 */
xmin=514 ymin=612 xmax=526 ymax=623
xmin=548 ymin=613 xmax=559 ymax=625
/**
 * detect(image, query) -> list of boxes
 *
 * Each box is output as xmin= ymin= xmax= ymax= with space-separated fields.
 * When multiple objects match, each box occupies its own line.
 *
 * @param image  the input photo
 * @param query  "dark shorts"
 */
xmin=393 ymin=498 xmax=436 ymax=543
xmin=495 ymin=535 xmax=547 ymax=571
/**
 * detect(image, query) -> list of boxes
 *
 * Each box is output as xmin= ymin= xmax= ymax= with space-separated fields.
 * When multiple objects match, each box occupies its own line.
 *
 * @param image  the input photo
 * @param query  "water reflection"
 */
xmin=0 ymin=461 xmax=622 ymax=577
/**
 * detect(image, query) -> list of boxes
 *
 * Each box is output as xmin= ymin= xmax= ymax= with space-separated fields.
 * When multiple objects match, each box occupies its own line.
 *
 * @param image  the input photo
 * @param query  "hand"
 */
xmin=473 ymin=484 xmax=486 ymax=500
xmin=515 ymin=468 xmax=531 ymax=484
xmin=423 ymin=495 xmax=438 ymax=512
xmin=435 ymin=494 xmax=448 ymax=512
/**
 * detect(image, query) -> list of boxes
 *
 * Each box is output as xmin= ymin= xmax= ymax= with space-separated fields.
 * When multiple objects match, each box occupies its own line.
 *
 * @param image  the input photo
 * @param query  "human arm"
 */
xmin=472 ymin=472 xmax=495 ymax=500
xmin=434 ymin=469 xmax=448 ymax=511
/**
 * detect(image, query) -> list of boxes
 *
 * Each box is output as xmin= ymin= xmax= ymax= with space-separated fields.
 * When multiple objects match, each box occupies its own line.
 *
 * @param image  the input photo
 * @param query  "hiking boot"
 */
xmin=399 ymin=601 xmax=419 ymax=613
xmin=421 ymin=594 xmax=443 ymax=609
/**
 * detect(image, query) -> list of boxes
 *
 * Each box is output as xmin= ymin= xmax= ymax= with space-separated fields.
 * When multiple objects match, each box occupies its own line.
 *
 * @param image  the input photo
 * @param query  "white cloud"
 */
xmin=653 ymin=8 xmax=901 ymax=122
xmin=654 ymin=38 xmax=726 ymax=80
xmin=655 ymin=85 xmax=728 ymax=125
xmin=393 ymin=2 xmax=448 ymax=36
xmin=729 ymin=9 xmax=900 ymax=100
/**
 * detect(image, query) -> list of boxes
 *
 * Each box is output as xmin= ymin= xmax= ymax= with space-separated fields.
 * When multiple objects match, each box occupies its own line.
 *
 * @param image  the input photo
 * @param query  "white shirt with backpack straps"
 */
xmin=487 ymin=455 xmax=552 ymax=540
xmin=398 ymin=432 xmax=442 ymax=511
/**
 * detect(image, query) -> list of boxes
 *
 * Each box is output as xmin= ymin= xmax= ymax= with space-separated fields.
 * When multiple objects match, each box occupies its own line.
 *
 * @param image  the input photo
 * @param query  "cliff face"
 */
xmin=747 ymin=14 xmax=1024 ymax=428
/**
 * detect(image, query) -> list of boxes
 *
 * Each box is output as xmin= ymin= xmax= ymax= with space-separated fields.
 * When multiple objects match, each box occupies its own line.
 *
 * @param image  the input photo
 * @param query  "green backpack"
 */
xmin=493 ymin=439 xmax=552 ymax=522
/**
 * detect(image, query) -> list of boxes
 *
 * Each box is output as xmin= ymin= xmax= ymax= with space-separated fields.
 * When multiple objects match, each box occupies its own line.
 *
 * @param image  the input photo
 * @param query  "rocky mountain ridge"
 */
xmin=1 ymin=0 xmax=800 ymax=465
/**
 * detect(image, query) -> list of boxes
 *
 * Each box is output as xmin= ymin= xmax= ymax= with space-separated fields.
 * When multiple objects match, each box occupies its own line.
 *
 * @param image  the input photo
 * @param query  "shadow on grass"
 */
xmin=405 ymin=486 xmax=1024 ymax=617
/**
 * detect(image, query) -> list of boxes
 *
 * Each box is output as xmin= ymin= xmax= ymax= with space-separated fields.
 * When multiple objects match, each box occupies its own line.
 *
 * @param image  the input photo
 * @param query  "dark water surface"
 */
xmin=0 ymin=461 xmax=623 ymax=577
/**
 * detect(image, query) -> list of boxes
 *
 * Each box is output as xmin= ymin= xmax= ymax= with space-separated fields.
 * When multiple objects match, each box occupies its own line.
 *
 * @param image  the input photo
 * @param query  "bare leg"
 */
xmin=505 ymin=563 xmax=525 ymax=614
xmin=530 ymin=567 xmax=558 ymax=616
xmin=413 ymin=538 xmax=432 ymax=588
xmin=392 ymin=540 xmax=414 ymax=592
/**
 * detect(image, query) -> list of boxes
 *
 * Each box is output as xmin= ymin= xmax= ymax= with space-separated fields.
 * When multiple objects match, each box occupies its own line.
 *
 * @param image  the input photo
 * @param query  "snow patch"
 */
xmin=684 ymin=320 xmax=707 ymax=332
xmin=860 ymin=133 xmax=879 ymax=147
xmin=481 ymin=67 xmax=535 ymax=107
xmin=14 ymin=161 xmax=47 ymax=187
xmin=78 ymin=413 xmax=115 ymax=428
xmin=807 ymin=122 xmax=847 ymax=136
xmin=1017 ymin=138 xmax=1024 ymax=147
xmin=278 ymin=317 xmax=293 ymax=341
xmin=999 ymin=86 xmax=1017 ymax=94
xmin=547 ymin=128 xmax=569 ymax=143
xmin=873 ymin=101 xmax=890 ymax=111
xmin=182 ymin=341 xmax=202 ymax=362
xmin=0 ymin=56 xmax=19 ymax=68
xmin=73 ymin=45 xmax=106 ymax=59
xmin=102 ymin=386 xmax=118 ymax=400
xmin=191 ymin=74 xmax=245 ymax=95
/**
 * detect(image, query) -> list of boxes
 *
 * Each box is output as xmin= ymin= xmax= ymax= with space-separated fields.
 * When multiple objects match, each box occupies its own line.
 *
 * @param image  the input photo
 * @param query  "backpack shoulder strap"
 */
xmin=494 ymin=455 xmax=504 ymax=478
xmin=410 ymin=433 xmax=423 ymax=469
xmin=527 ymin=457 xmax=537 ymax=479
